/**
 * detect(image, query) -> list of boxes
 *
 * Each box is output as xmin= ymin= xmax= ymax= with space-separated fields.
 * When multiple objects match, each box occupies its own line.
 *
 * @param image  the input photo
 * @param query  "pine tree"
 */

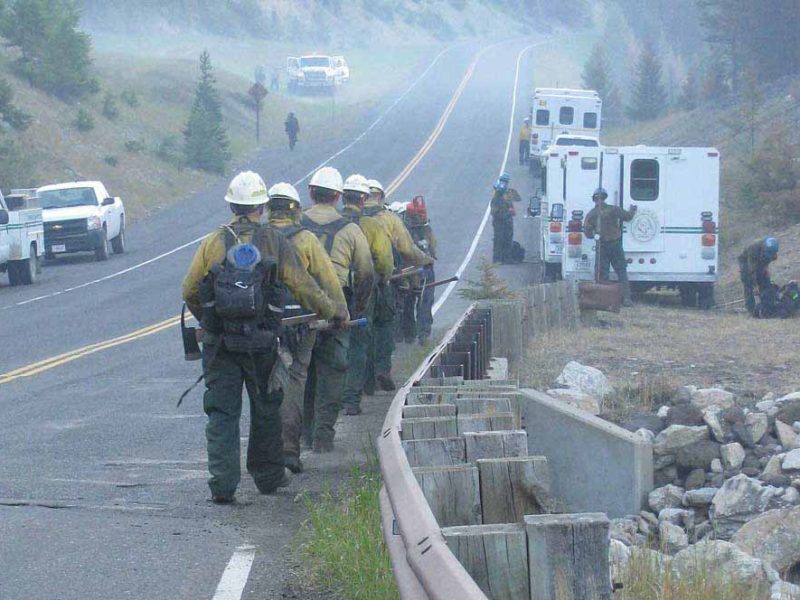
xmin=581 ymin=43 xmax=621 ymax=122
xmin=183 ymin=51 xmax=231 ymax=175
xmin=677 ymin=68 xmax=698 ymax=111
xmin=627 ymin=44 xmax=667 ymax=121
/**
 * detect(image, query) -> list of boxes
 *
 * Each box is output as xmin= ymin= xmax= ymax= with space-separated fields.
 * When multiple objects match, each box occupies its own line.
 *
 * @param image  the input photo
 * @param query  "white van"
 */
xmin=561 ymin=146 xmax=720 ymax=307
xmin=529 ymin=88 xmax=602 ymax=174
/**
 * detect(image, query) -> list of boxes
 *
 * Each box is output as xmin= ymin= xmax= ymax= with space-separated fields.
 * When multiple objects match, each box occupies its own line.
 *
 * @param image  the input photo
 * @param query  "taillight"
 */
xmin=568 ymin=232 xmax=582 ymax=245
xmin=702 ymin=234 xmax=716 ymax=247
xmin=549 ymin=222 xmax=563 ymax=233
xmin=568 ymin=211 xmax=584 ymax=233
xmin=702 ymin=221 xmax=716 ymax=233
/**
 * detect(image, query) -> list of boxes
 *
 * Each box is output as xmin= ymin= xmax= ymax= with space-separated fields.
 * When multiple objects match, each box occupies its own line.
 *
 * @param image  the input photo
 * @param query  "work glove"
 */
xmin=331 ymin=303 xmax=350 ymax=329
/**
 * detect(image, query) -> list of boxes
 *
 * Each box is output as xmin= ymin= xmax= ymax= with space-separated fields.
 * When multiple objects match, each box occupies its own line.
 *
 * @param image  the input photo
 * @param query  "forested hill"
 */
xmin=79 ymin=0 xmax=589 ymax=42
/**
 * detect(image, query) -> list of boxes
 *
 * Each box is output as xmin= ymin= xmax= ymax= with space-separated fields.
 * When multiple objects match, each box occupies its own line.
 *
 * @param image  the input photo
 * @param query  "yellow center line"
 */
xmin=1 ymin=46 xmax=487 ymax=386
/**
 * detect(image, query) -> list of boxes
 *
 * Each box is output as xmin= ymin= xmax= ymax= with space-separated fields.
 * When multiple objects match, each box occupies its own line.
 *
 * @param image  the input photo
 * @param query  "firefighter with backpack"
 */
xmin=266 ymin=181 xmax=346 ymax=474
xmin=181 ymin=171 xmax=347 ymax=505
xmin=739 ymin=237 xmax=779 ymax=316
xmin=402 ymin=195 xmax=437 ymax=345
xmin=491 ymin=173 xmax=522 ymax=263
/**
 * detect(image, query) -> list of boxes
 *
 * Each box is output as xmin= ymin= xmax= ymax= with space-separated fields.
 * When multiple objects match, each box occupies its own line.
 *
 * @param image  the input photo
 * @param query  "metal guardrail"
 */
xmin=378 ymin=304 xmax=492 ymax=600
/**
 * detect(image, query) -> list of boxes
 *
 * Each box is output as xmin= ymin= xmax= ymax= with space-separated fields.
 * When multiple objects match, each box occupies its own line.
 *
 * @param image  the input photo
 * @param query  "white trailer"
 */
xmin=529 ymin=88 xmax=602 ymax=175
xmin=0 ymin=189 xmax=44 ymax=285
xmin=561 ymin=146 xmax=720 ymax=307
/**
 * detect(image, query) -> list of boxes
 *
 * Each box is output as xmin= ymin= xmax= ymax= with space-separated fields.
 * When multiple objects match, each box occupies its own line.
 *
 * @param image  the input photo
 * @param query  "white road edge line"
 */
xmin=2 ymin=45 xmax=454 ymax=312
xmin=212 ymin=544 xmax=257 ymax=600
xmin=432 ymin=41 xmax=540 ymax=316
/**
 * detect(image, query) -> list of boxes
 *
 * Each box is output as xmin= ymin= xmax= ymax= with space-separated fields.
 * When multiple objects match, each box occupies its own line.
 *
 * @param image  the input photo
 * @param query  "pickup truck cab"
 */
xmin=0 ymin=189 xmax=44 ymax=285
xmin=37 ymin=181 xmax=125 ymax=261
xmin=287 ymin=54 xmax=348 ymax=92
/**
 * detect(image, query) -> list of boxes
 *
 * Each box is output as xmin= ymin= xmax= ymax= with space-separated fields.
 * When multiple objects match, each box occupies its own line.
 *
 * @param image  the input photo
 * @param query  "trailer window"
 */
xmin=559 ymin=106 xmax=574 ymax=125
xmin=630 ymin=159 xmax=659 ymax=201
xmin=581 ymin=157 xmax=598 ymax=170
xmin=583 ymin=112 xmax=598 ymax=129
xmin=535 ymin=109 xmax=549 ymax=126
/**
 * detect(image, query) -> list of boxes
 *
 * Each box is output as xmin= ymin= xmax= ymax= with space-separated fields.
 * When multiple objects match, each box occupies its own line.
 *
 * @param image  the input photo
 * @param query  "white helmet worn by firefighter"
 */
xmin=367 ymin=179 xmax=385 ymax=197
xmin=343 ymin=174 xmax=370 ymax=195
xmin=225 ymin=171 xmax=269 ymax=205
xmin=268 ymin=182 xmax=300 ymax=205
xmin=309 ymin=166 xmax=344 ymax=194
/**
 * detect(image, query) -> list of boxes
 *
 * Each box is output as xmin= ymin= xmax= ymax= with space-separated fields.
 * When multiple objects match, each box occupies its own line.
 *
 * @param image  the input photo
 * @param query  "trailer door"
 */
xmin=621 ymin=155 xmax=666 ymax=253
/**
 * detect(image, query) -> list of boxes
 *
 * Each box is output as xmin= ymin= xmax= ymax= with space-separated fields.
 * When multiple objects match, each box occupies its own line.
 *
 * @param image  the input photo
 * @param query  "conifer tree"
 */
xmin=183 ymin=51 xmax=231 ymax=175
xmin=627 ymin=44 xmax=667 ymax=121
xmin=581 ymin=43 xmax=621 ymax=122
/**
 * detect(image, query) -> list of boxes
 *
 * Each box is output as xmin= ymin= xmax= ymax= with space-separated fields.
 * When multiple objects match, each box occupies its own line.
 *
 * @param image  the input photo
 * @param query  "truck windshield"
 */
xmin=301 ymin=57 xmax=330 ymax=68
xmin=39 ymin=188 xmax=97 ymax=209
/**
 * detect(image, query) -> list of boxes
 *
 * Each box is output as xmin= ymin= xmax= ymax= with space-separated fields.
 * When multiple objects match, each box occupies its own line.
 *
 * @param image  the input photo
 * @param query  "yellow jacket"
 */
xmin=341 ymin=205 xmax=394 ymax=284
xmin=268 ymin=214 xmax=348 ymax=311
xmin=364 ymin=199 xmax=432 ymax=267
xmin=519 ymin=123 xmax=531 ymax=142
xmin=181 ymin=215 xmax=339 ymax=321
xmin=303 ymin=203 xmax=374 ymax=316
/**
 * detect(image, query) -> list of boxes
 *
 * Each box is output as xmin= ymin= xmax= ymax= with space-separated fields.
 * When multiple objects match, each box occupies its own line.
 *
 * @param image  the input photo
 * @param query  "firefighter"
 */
xmin=519 ymin=117 xmax=531 ymax=165
xmin=402 ymin=196 xmax=437 ymax=345
xmin=266 ymin=182 xmax=347 ymax=473
xmin=302 ymin=167 xmax=374 ymax=452
xmin=285 ymin=112 xmax=299 ymax=150
xmin=362 ymin=179 xmax=433 ymax=391
xmin=739 ymin=237 xmax=779 ymax=315
xmin=340 ymin=175 xmax=394 ymax=415
xmin=583 ymin=187 xmax=637 ymax=307
xmin=181 ymin=171 xmax=347 ymax=504
xmin=491 ymin=173 xmax=521 ymax=263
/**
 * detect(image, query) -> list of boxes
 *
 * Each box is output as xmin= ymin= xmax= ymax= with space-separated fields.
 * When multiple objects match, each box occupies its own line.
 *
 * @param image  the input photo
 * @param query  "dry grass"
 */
xmin=522 ymin=302 xmax=800 ymax=410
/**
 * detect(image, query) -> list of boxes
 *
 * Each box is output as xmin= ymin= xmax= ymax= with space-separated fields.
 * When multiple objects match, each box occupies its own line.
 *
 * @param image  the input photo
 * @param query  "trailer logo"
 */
xmin=630 ymin=210 xmax=659 ymax=243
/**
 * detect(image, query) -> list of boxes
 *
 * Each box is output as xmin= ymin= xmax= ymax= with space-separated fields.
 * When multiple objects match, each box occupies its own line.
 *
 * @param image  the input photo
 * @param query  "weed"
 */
xmin=104 ymin=155 xmax=119 ymax=167
xmin=74 ymin=108 xmax=95 ymax=132
xmin=102 ymin=92 xmax=119 ymax=120
xmin=124 ymin=139 xmax=147 ymax=153
xmin=155 ymin=134 xmax=181 ymax=166
xmin=120 ymin=90 xmax=139 ymax=108
xmin=459 ymin=259 xmax=518 ymax=301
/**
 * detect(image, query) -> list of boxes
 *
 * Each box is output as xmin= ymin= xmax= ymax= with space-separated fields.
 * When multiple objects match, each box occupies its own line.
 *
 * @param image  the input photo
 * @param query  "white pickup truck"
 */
xmin=37 ymin=181 xmax=125 ymax=261
xmin=0 ymin=189 xmax=44 ymax=285
xmin=286 ymin=54 xmax=349 ymax=92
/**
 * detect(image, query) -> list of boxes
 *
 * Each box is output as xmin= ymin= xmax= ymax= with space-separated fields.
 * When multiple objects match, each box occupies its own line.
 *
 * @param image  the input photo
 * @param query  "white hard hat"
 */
xmin=225 ymin=171 xmax=268 ymax=205
xmin=387 ymin=201 xmax=406 ymax=214
xmin=367 ymin=179 xmax=385 ymax=194
xmin=343 ymin=174 xmax=370 ymax=195
xmin=268 ymin=182 xmax=300 ymax=204
xmin=309 ymin=166 xmax=343 ymax=194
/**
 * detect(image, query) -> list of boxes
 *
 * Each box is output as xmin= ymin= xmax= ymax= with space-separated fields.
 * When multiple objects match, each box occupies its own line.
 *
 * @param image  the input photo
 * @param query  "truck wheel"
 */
xmin=112 ymin=220 xmax=126 ymax=254
xmin=9 ymin=246 xmax=36 ymax=285
xmin=698 ymin=283 xmax=715 ymax=310
xmin=95 ymin=229 xmax=110 ymax=261
xmin=679 ymin=284 xmax=698 ymax=308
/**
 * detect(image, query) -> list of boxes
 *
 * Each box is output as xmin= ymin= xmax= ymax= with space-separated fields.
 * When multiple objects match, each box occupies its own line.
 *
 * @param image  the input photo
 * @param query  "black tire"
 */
xmin=8 ymin=246 xmax=36 ymax=285
xmin=698 ymin=283 xmax=715 ymax=310
xmin=95 ymin=229 xmax=110 ymax=261
xmin=111 ymin=219 xmax=125 ymax=254
xmin=543 ymin=262 xmax=561 ymax=282
xmin=530 ymin=160 xmax=542 ymax=178
xmin=679 ymin=284 xmax=698 ymax=308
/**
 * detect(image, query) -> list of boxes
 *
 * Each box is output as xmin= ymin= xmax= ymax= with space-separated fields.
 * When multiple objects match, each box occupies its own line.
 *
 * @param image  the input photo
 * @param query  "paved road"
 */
xmin=0 ymin=39 xmax=539 ymax=599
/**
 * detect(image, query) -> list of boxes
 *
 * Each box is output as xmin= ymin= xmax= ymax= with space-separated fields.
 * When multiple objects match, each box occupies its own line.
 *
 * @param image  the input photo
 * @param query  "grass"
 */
xmin=298 ymin=453 xmax=399 ymax=600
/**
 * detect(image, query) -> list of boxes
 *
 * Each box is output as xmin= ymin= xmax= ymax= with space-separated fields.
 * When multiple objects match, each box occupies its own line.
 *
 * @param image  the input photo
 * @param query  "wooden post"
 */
xmin=478 ymin=456 xmax=554 ymax=523
xmin=403 ymin=437 xmax=466 ymax=467
xmin=400 ymin=416 xmax=458 ymax=440
xmin=412 ymin=464 xmax=482 ymax=526
xmin=458 ymin=412 xmax=515 ymax=435
xmin=525 ymin=513 xmax=612 ymax=600
xmin=442 ymin=524 xmax=530 ymax=600
xmin=403 ymin=403 xmax=456 ymax=418
xmin=456 ymin=396 xmax=521 ymax=428
xmin=464 ymin=431 xmax=528 ymax=462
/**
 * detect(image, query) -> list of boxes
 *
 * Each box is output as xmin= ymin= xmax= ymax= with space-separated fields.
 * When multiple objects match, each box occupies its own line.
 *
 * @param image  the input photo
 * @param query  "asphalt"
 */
xmin=0 ymin=39 xmax=540 ymax=599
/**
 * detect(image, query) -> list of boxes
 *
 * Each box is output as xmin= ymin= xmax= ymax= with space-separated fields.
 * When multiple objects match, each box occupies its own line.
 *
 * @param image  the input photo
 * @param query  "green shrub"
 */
xmin=120 ymin=90 xmax=139 ymax=108
xmin=156 ymin=134 xmax=181 ymax=166
xmin=102 ymin=92 xmax=119 ymax=120
xmin=124 ymin=138 xmax=146 ymax=153
xmin=104 ymin=155 xmax=119 ymax=167
xmin=74 ymin=108 xmax=94 ymax=132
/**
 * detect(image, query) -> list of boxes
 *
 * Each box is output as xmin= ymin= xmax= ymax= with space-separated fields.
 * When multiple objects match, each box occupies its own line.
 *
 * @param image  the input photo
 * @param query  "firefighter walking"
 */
xmin=402 ymin=196 xmax=437 ymax=345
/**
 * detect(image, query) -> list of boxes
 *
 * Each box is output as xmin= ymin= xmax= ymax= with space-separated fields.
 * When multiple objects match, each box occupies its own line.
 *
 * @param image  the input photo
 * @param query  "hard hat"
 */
xmin=499 ymin=172 xmax=511 ymax=183
xmin=367 ymin=179 xmax=385 ymax=195
xmin=523 ymin=116 xmax=530 ymax=122
xmin=268 ymin=182 xmax=300 ymax=204
xmin=225 ymin=171 xmax=269 ymax=205
xmin=593 ymin=187 xmax=608 ymax=200
xmin=309 ymin=166 xmax=343 ymax=193
xmin=387 ymin=201 xmax=406 ymax=214
xmin=343 ymin=174 xmax=370 ymax=195
xmin=764 ymin=237 xmax=780 ymax=258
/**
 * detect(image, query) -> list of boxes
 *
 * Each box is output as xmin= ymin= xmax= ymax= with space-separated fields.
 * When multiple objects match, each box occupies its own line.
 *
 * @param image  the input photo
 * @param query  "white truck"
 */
xmin=560 ymin=145 xmax=720 ymax=308
xmin=286 ymin=54 xmax=349 ymax=92
xmin=529 ymin=88 xmax=602 ymax=175
xmin=37 ymin=181 xmax=125 ymax=262
xmin=0 ymin=189 xmax=44 ymax=285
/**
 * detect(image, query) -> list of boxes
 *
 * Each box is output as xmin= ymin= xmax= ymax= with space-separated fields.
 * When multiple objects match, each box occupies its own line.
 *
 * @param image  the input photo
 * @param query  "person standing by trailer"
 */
xmin=583 ymin=187 xmax=637 ymax=307
xmin=402 ymin=196 xmax=437 ymax=345
xmin=491 ymin=173 xmax=521 ymax=264
xmin=738 ymin=237 xmax=779 ymax=316
xmin=519 ymin=117 xmax=531 ymax=165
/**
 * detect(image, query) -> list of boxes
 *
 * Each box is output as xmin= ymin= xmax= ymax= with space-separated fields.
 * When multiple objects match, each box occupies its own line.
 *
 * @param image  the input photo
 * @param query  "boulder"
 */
xmin=763 ymin=456 xmax=785 ymax=481
xmin=610 ymin=518 xmax=639 ymax=546
xmin=777 ymin=420 xmax=799 ymax=450
xmin=666 ymin=404 xmax=705 ymax=427
xmin=634 ymin=428 xmax=655 ymax=444
xmin=546 ymin=388 xmax=601 ymax=415
xmin=657 ymin=405 xmax=671 ymax=419
xmin=654 ymin=425 xmax=709 ymax=455
xmin=771 ymin=581 xmax=800 ymax=600
xmin=783 ymin=449 xmax=800 ymax=471
xmin=624 ymin=413 xmax=666 ymax=435
xmin=672 ymin=540 xmax=770 ymax=590
xmin=711 ymin=474 xmax=781 ymax=538
xmin=676 ymin=440 xmax=721 ymax=470
xmin=757 ymin=399 xmax=777 ymax=414
xmin=609 ymin=539 xmax=630 ymax=585
xmin=659 ymin=520 xmax=689 ymax=554
xmin=746 ymin=413 xmax=770 ymax=446
xmin=711 ymin=458 xmax=724 ymax=473
xmin=777 ymin=392 xmax=800 ymax=404
xmin=631 ymin=547 xmax=672 ymax=578
xmin=777 ymin=401 xmax=800 ymax=429
xmin=783 ymin=487 xmax=800 ymax=504
xmin=690 ymin=388 xmax=735 ymax=411
xmin=654 ymin=454 xmax=676 ymax=470
xmin=721 ymin=442 xmax=746 ymax=471
xmin=732 ymin=506 xmax=800 ymax=573
xmin=685 ymin=468 xmax=707 ymax=490
xmin=655 ymin=466 xmax=678 ymax=488
xmin=704 ymin=407 xmax=729 ymax=443
xmin=649 ymin=484 xmax=685 ymax=513
xmin=659 ymin=507 xmax=695 ymax=531
xmin=684 ymin=487 xmax=718 ymax=507
xmin=555 ymin=361 xmax=612 ymax=398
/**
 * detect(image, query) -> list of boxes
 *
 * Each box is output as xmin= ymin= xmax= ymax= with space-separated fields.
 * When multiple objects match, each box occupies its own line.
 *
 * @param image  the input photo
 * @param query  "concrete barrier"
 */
xmin=519 ymin=388 xmax=653 ymax=518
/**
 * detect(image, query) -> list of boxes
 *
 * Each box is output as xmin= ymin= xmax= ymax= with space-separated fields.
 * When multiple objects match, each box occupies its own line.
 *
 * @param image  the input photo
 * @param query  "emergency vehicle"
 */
xmin=560 ymin=146 xmax=720 ymax=307
xmin=0 ymin=189 xmax=44 ymax=286
xmin=529 ymin=88 xmax=602 ymax=175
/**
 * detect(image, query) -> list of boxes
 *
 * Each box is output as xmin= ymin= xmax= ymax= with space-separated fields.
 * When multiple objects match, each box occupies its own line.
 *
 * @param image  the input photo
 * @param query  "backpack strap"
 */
xmin=362 ymin=205 xmax=384 ymax=217
xmin=301 ymin=214 xmax=350 ymax=255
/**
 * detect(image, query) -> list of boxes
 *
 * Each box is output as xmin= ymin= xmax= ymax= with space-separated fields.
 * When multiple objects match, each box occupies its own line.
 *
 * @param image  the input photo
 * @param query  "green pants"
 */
xmin=369 ymin=282 xmax=396 ymax=376
xmin=280 ymin=329 xmax=317 ymax=458
xmin=304 ymin=329 xmax=350 ymax=444
xmin=202 ymin=343 xmax=283 ymax=497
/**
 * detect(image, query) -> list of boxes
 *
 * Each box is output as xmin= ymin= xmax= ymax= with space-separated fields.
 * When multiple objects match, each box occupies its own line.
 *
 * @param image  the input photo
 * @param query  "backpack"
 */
xmin=510 ymin=241 xmax=525 ymax=263
xmin=301 ymin=214 xmax=355 ymax=312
